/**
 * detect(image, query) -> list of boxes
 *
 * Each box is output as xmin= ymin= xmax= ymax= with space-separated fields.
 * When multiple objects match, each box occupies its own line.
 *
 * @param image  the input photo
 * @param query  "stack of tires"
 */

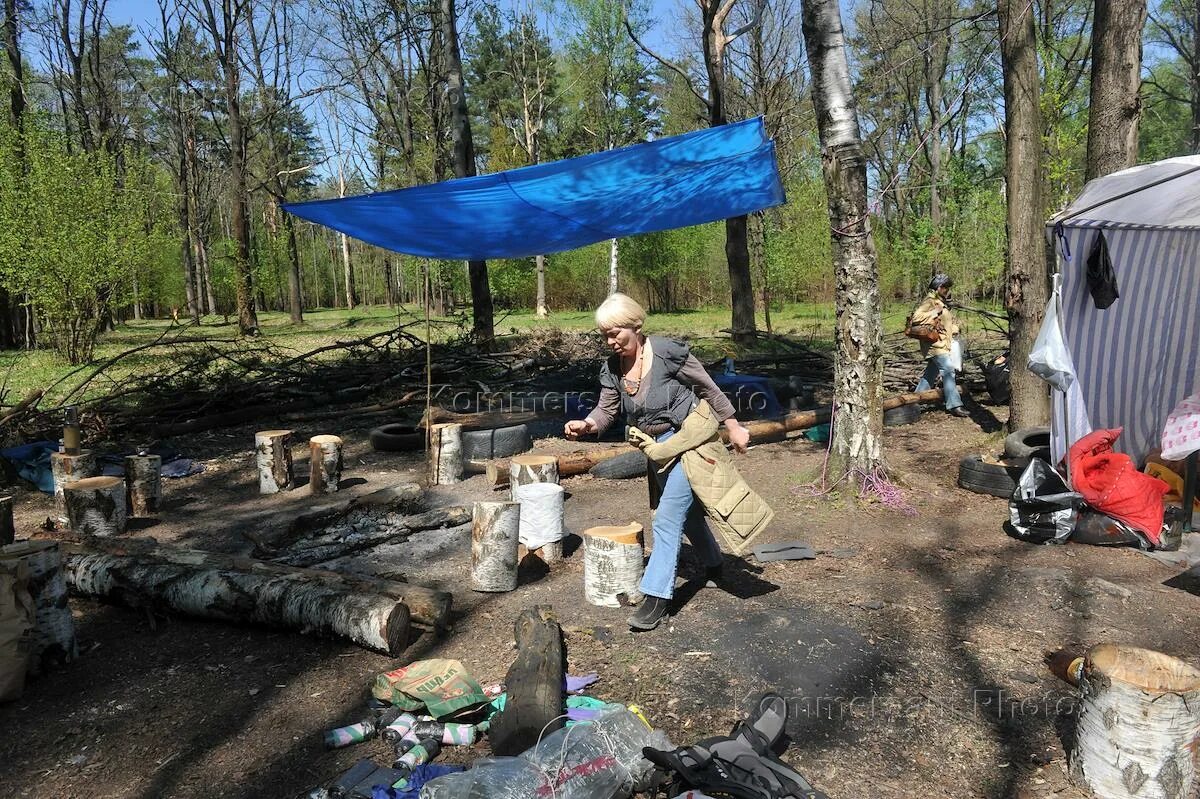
xmin=957 ymin=427 xmax=1050 ymax=498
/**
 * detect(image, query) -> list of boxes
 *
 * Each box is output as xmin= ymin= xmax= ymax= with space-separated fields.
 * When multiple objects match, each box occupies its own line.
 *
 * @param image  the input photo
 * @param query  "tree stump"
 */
xmin=514 ymin=482 xmax=564 ymax=565
xmin=309 ymin=435 xmax=344 ymax=494
xmin=0 ymin=496 xmax=13 ymax=546
xmin=508 ymin=454 xmax=559 ymax=501
xmin=488 ymin=605 xmax=565 ymax=756
xmin=428 ymin=423 xmax=463 ymax=485
xmin=50 ymin=450 xmax=97 ymax=526
xmin=255 ymin=430 xmax=295 ymax=494
xmin=583 ymin=523 xmax=645 ymax=607
xmin=63 ymin=476 xmax=128 ymax=537
xmin=0 ymin=541 xmax=76 ymax=674
xmin=471 ymin=501 xmax=521 ymax=592
xmin=124 ymin=455 xmax=162 ymax=517
xmin=1069 ymin=644 xmax=1200 ymax=798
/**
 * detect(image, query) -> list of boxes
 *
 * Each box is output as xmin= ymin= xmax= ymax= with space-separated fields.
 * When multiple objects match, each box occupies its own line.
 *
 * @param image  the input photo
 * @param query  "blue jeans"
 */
xmin=916 ymin=354 xmax=962 ymax=410
xmin=641 ymin=430 xmax=723 ymax=600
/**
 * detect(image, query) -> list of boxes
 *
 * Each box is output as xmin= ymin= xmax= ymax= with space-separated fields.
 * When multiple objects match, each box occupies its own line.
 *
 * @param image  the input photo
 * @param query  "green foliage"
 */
xmin=0 ymin=120 xmax=171 ymax=363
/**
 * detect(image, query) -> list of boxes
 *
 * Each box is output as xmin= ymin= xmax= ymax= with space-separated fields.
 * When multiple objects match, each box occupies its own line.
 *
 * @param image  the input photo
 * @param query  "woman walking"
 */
xmin=565 ymin=294 xmax=771 ymax=630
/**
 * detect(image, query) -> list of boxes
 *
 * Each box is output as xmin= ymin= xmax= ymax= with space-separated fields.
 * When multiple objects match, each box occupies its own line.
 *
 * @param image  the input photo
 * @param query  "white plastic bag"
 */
xmin=948 ymin=339 xmax=963 ymax=372
xmin=514 ymin=482 xmax=564 ymax=550
xmin=1028 ymin=297 xmax=1075 ymax=391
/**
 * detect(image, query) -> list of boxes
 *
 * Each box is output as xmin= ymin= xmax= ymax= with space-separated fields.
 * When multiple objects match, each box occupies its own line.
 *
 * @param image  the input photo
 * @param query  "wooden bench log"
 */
xmin=488 ymin=606 xmax=565 ymax=756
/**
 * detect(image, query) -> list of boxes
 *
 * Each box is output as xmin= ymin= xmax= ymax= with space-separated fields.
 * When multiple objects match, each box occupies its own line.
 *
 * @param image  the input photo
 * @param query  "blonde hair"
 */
xmin=594 ymin=293 xmax=646 ymax=331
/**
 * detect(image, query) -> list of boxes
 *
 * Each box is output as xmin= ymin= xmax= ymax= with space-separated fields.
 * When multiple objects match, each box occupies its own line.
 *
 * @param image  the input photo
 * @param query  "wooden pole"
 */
xmin=0 ymin=541 xmax=76 ymax=674
xmin=471 ymin=501 xmax=520 ymax=592
xmin=255 ymin=430 xmax=295 ymax=494
xmin=508 ymin=454 xmax=558 ymax=501
xmin=309 ymin=435 xmax=344 ymax=494
xmin=50 ymin=450 xmax=97 ymax=526
xmin=64 ymin=542 xmax=412 ymax=654
xmin=0 ymin=496 xmax=12 ymax=546
xmin=421 ymin=406 xmax=556 ymax=430
xmin=582 ymin=523 xmax=645 ymax=608
xmin=124 ymin=455 xmax=161 ymax=517
xmin=63 ymin=476 xmax=127 ymax=537
xmin=428 ymin=423 xmax=463 ymax=485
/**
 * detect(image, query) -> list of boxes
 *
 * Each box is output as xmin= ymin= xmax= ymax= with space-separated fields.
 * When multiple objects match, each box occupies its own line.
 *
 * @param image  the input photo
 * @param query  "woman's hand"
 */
xmin=725 ymin=419 xmax=750 ymax=454
xmin=564 ymin=419 xmax=595 ymax=440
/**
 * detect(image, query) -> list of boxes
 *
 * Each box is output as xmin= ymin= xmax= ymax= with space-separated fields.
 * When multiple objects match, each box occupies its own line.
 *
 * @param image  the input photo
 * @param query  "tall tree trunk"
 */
xmin=224 ymin=41 xmax=258 ymax=334
xmin=178 ymin=142 xmax=201 ymax=323
xmin=749 ymin=211 xmax=771 ymax=333
xmin=702 ymin=9 xmax=756 ymax=345
xmin=1193 ymin=5 xmax=1200 ymax=154
xmin=535 ymin=255 xmax=548 ymax=317
xmin=441 ymin=0 xmax=493 ymax=342
xmin=801 ymin=0 xmax=884 ymax=478
xmin=999 ymin=0 xmax=1050 ymax=429
xmin=283 ymin=211 xmax=304 ymax=323
xmin=608 ymin=238 xmax=619 ymax=295
xmin=197 ymin=237 xmax=216 ymax=316
xmin=336 ymin=162 xmax=358 ymax=309
xmin=1085 ymin=0 xmax=1147 ymax=181
xmin=1 ymin=0 xmax=24 ymax=349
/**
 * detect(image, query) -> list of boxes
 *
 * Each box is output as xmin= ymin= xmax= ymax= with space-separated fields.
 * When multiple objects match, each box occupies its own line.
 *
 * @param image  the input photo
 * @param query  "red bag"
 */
xmin=1069 ymin=429 xmax=1171 ymax=545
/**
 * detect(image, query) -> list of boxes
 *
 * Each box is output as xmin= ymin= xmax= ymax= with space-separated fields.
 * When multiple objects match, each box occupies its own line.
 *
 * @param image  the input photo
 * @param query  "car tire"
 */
xmin=460 ymin=424 xmax=532 ymax=462
xmin=369 ymin=423 xmax=424 ymax=452
xmin=883 ymin=404 xmax=922 ymax=427
xmin=958 ymin=454 xmax=1028 ymax=498
xmin=1004 ymin=427 xmax=1051 ymax=461
xmin=589 ymin=449 xmax=649 ymax=480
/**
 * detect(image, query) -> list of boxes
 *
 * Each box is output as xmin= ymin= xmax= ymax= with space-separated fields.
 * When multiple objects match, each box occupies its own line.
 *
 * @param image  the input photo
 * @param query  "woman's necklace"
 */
xmin=621 ymin=342 xmax=644 ymax=396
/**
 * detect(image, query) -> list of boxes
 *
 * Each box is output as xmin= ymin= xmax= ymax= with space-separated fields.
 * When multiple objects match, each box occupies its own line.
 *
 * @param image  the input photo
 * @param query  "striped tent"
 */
xmin=1046 ymin=157 xmax=1200 ymax=462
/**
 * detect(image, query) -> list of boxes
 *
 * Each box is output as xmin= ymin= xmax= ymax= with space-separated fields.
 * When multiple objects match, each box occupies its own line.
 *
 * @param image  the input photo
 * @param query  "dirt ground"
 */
xmin=2 ymin=401 xmax=1198 ymax=799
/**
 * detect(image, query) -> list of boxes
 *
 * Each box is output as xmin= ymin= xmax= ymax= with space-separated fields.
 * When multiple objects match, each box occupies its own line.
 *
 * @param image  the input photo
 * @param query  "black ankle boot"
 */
xmin=628 ymin=595 xmax=670 ymax=631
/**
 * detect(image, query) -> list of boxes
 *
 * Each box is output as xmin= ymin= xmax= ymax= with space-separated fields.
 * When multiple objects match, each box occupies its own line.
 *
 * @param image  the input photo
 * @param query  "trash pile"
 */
xmin=305 ymin=657 xmax=669 ymax=799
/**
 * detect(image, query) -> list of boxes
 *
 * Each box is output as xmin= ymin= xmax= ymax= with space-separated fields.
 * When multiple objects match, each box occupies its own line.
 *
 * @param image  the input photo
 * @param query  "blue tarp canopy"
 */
xmin=283 ymin=118 xmax=785 ymax=261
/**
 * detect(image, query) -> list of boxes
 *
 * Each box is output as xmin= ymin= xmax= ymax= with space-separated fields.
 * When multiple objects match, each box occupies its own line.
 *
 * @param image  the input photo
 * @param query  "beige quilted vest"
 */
xmin=637 ymin=401 xmax=775 ymax=554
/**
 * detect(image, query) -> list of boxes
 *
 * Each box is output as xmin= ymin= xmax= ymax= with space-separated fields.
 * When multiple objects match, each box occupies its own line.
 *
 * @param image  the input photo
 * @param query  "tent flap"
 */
xmin=283 ymin=118 xmax=786 ymax=261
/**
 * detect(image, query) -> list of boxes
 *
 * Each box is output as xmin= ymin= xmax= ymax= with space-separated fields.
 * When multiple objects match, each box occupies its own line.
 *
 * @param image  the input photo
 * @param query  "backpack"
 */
xmin=641 ymin=693 xmax=830 ymax=799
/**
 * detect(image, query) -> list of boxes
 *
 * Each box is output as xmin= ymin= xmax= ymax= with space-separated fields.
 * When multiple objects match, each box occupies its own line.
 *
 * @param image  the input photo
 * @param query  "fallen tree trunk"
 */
xmin=0 ymin=388 xmax=45 ymax=428
xmin=156 ymin=392 xmax=425 ymax=438
xmin=421 ymin=406 xmax=557 ymax=431
xmin=63 ymin=541 xmax=411 ymax=655
xmin=274 ymin=506 xmax=472 ymax=568
xmin=485 ymin=389 xmax=943 ymax=488
xmin=61 ymin=539 xmax=450 ymax=628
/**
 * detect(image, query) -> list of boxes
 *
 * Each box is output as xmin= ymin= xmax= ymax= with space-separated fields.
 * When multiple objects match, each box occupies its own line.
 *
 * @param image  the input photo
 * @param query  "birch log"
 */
xmin=0 ymin=541 xmax=76 ymax=675
xmin=124 ymin=455 xmax=162 ymax=516
xmin=51 ymin=450 xmax=97 ymax=525
xmin=1069 ymin=643 xmax=1200 ymax=799
xmin=309 ymin=435 xmax=344 ymax=494
xmin=64 ymin=543 xmax=411 ymax=654
xmin=64 ymin=476 xmax=127 ymax=537
xmin=583 ymin=524 xmax=645 ymax=607
xmin=508 ymin=455 xmax=558 ymax=501
xmin=428 ymin=423 xmax=463 ymax=485
xmin=255 ymin=430 xmax=295 ymax=494
xmin=0 ymin=496 xmax=12 ymax=546
xmin=471 ymin=501 xmax=521 ymax=592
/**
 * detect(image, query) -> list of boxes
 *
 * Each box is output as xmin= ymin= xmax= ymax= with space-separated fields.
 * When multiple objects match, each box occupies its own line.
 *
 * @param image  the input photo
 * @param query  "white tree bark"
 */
xmin=608 ymin=238 xmax=619 ymax=295
xmin=1069 ymin=644 xmax=1200 ymax=798
xmin=51 ymin=450 xmax=97 ymax=526
xmin=124 ymin=455 xmax=161 ymax=517
xmin=471 ymin=501 xmax=521 ymax=592
xmin=63 ymin=476 xmax=127 ymax=537
xmin=0 ymin=541 xmax=76 ymax=675
xmin=64 ymin=544 xmax=411 ymax=654
xmin=535 ymin=254 xmax=548 ymax=318
xmin=308 ymin=435 xmax=344 ymax=494
xmin=801 ymin=0 xmax=884 ymax=478
xmin=255 ymin=430 xmax=295 ymax=494
xmin=428 ymin=423 xmax=463 ymax=485
xmin=583 ymin=524 xmax=644 ymax=607
xmin=508 ymin=454 xmax=559 ymax=501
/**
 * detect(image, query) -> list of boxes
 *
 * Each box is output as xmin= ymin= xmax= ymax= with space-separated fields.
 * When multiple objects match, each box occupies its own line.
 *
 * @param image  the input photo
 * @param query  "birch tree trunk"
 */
xmin=801 ymin=0 xmax=884 ymax=477
xmin=608 ymin=238 xmax=619 ymax=295
xmin=255 ymin=430 xmax=295 ymax=494
xmin=999 ymin=0 xmax=1050 ymax=430
xmin=535 ymin=255 xmax=548 ymax=318
xmin=1085 ymin=0 xmax=1148 ymax=181
xmin=471 ymin=501 xmax=520 ymax=592
xmin=0 ymin=541 xmax=76 ymax=674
